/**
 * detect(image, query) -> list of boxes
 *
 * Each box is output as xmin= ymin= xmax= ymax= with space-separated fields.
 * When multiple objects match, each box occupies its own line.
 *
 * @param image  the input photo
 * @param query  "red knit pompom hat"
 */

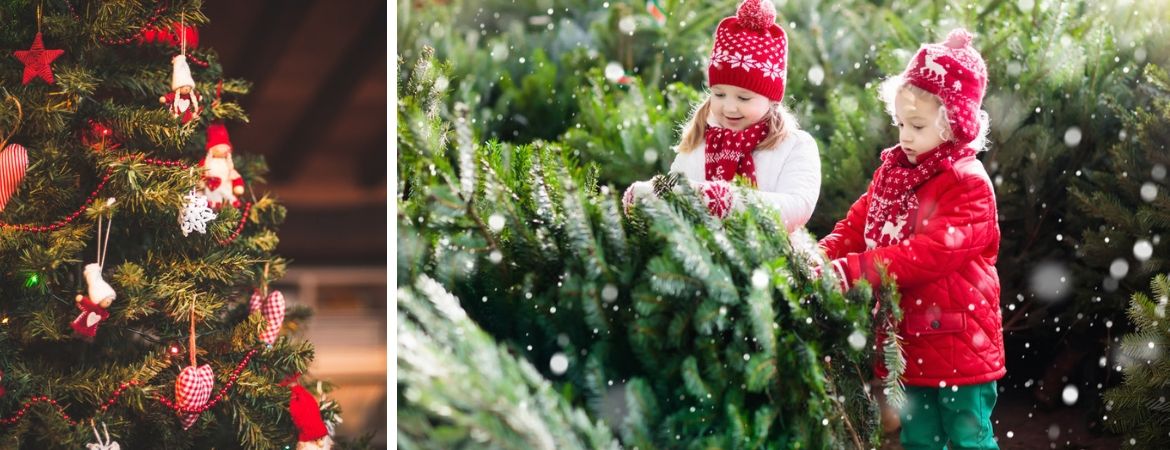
xmin=901 ymin=28 xmax=988 ymax=144
xmin=206 ymin=121 xmax=232 ymax=152
xmin=708 ymin=0 xmax=787 ymax=101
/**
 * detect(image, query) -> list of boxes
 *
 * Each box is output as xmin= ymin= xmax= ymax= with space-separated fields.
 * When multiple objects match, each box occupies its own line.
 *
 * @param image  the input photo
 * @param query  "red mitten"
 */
xmin=281 ymin=374 xmax=331 ymax=449
xmin=700 ymin=180 xmax=735 ymax=219
xmin=829 ymin=258 xmax=852 ymax=291
xmin=622 ymin=181 xmax=654 ymax=214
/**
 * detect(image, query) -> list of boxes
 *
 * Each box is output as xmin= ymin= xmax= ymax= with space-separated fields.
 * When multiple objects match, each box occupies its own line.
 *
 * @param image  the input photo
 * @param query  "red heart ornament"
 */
xmin=175 ymin=364 xmax=214 ymax=429
xmin=0 ymin=143 xmax=28 ymax=213
xmin=250 ymin=289 xmax=286 ymax=345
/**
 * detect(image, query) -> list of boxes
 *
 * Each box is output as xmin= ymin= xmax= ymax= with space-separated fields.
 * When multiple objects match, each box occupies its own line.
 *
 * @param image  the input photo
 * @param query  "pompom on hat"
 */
xmin=901 ymin=28 xmax=988 ymax=144
xmin=707 ymin=0 xmax=788 ymax=101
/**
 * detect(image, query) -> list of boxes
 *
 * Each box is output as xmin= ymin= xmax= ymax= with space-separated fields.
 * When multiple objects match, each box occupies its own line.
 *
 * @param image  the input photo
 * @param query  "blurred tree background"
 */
xmin=398 ymin=0 xmax=1170 ymax=447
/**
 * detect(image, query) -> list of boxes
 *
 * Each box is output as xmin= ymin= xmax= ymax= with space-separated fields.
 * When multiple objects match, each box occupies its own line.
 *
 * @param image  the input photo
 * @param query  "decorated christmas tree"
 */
xmin=0 ymin=1 xmax=338 ymax=448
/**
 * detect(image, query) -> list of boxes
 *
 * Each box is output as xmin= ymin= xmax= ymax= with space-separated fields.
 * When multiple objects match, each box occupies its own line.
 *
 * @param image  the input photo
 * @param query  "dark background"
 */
xmin=202 ymin=0 xmax=387 ymax=266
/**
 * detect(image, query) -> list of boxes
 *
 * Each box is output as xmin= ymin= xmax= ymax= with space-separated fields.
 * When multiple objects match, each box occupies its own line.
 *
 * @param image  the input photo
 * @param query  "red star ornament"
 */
xmin=13 ymin=32 xmax=64 ymax=85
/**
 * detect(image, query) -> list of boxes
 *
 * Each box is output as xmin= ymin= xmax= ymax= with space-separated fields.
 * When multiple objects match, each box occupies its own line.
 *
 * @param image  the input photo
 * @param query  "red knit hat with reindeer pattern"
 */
xmin=902 ymin=28 xmax=988 ymax=144
xmin=708 ymin=0 xmax=787 ymax=101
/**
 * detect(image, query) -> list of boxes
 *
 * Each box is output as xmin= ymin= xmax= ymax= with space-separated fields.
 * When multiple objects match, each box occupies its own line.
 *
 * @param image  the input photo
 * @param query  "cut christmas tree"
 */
xmin=398 ymin=46 xmax=911 ymax=449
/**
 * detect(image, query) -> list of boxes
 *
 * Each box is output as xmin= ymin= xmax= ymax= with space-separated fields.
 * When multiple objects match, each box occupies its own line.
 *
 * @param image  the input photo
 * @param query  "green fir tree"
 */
xmin=1103 ymin=274 xmax=1170 ymax=448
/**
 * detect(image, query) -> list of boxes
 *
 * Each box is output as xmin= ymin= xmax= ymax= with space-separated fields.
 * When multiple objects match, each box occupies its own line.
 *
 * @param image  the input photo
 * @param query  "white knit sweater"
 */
xmin=668 ymin=127 xmax=821 ymax=232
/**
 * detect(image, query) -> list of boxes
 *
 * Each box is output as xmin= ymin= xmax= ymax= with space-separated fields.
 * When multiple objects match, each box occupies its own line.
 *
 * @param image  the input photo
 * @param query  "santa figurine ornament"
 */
xmin=200 ymin=121 xmax=244 ymax=209
xmin=159 ymin=54 xmax=201 ymax=123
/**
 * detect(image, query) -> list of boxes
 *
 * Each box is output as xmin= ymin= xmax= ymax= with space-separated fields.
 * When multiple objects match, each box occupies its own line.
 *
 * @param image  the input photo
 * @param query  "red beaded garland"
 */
xmin=0 ymin=348 xmax=259 ymax=427
xmin=80 ymin=3 xmax=170 ymax=46
xmin=0 ymin=170 xmax=113 ymax=232
xmin=0 ymin=395 xmax=78 ymax=426
xmin=157 ymin=348 xmax=258 ymax=413
xmin=219 ymin=202 xmax=253 ymax=245
xmin=138 ymin=157 xmax=189 ymax=168
xmin=185 ymin=53 xmax=210 ymax=68
xmin=0 ymin=157 xmax=252 ymax=245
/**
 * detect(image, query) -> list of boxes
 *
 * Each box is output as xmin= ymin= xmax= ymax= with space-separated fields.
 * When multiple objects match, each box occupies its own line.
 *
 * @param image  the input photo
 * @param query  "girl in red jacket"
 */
xmin=818 ymin=28 xmax=1003 ymax=450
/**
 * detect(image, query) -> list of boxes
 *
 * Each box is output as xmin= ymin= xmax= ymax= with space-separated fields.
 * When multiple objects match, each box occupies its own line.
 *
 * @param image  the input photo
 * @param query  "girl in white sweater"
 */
xmin=622 ymin=0 xmax=820 ymax=233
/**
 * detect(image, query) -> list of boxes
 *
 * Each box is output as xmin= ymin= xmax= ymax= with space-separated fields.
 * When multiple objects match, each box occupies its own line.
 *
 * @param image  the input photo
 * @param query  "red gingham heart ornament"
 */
xmin=0 ymin=143 xmax=29 ymax=213
xmin=250 ymin=289 xmax=285 ymax=345
xmin=175 ymin=364 xmax=214 ymax=429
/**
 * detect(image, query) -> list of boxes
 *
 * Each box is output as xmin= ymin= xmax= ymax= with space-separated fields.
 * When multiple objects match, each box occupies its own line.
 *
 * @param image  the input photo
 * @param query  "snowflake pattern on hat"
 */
xmin=708 ymin=0 xmax=788 ymax=101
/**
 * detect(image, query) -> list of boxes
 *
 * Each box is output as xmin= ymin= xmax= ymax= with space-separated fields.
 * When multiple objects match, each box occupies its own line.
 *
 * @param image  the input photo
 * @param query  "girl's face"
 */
xmin=893 ymin=89 xmax=950 ymax=163
xmin=709 ymin=84 xmax=772 ymax=131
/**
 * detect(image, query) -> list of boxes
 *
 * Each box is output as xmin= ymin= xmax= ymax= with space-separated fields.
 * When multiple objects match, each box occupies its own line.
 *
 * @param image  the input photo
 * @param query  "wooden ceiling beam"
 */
xmin=232 ymin=0 xmax=315 ymax=113
xmin=357 ymin=124 xmax=388 ymax=187
xmin=269 ymin=1 xmax=387 ymax=182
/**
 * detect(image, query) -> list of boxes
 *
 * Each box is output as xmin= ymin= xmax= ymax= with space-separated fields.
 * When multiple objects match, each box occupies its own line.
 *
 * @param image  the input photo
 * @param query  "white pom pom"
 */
xmin=736 ymin=0 xmax=776 ymax=31
xmin=944 ymin=28 xmax=973 ymax=49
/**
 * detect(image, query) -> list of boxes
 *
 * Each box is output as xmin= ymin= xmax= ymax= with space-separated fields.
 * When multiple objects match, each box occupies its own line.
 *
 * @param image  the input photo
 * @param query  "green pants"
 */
xmin=899 ymin=381 xmax=998 ymax=450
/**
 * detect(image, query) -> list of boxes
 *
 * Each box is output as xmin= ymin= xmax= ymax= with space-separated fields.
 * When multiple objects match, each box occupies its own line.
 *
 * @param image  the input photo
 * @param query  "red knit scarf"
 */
xmin=704 ymin=119 xmax=768 ymax=185
xmin=864 ymin=142 xmax=975 ymax=249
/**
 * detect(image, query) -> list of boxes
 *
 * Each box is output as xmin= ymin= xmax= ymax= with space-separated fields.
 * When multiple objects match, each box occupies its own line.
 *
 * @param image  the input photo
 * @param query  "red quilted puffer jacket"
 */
xmin=819 ymin=154 xmax=1005 ymax=387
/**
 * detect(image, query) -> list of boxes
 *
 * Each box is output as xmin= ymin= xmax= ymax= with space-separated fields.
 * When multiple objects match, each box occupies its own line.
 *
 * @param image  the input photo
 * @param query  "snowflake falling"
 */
xmin=180 ymin=190 xmax=217 ymax=236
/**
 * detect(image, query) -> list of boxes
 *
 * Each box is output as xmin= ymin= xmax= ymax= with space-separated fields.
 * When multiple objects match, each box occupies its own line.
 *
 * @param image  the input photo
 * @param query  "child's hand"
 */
xmin=622 ymin=181 xmax=655 ymax=214
xmin=695 ymin=180 xmax=734 ymax=219
xmin=810 ymin=258 xmax=851 ymax=292
xmin=827 ymin=259 xmax=852 ymax=291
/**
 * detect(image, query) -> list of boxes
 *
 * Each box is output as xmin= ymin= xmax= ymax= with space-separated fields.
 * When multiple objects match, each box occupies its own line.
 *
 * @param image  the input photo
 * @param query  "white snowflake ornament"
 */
xmin=180 ymin=190 xmax=217 ymax=236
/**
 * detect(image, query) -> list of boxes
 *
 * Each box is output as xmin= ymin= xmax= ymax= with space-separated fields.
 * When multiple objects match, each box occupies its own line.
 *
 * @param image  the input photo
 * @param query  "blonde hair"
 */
xmin=676 ymin=95 xmax=799 ymax=154
xmin=877 ymin=75 xmax=990 ymax=151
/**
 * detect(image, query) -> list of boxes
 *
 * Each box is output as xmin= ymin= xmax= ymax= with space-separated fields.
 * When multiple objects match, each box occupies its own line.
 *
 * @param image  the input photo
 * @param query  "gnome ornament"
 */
xmin=200 ymin=122 xmax=244 ymax=209
xmin=159 ymin=55 xmax=201 ymax=123
xmin=282 ymin=374 xmax=334 ymax=450
xmin=72 ymin=200 xmax=117 ymax=340
xmin=71 ymin=292 xmax=111 ymax=340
